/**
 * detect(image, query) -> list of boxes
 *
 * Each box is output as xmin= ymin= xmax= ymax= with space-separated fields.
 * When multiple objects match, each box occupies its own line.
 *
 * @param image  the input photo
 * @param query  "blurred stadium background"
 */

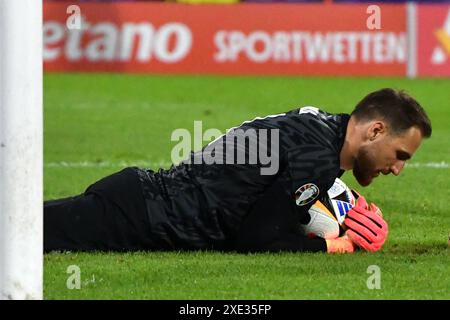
xmin=43 ymin=0 xmax=450 ymax=299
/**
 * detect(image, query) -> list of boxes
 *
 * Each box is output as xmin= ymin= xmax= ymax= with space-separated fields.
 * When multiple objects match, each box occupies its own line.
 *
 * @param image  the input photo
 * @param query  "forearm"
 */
xmin=234 ymin=225 xmax=327 ymax=253
xmin=236 ymin=233 xmax=355 ymax=254
xmin=264 ymin=236 xmax=327 ymax=253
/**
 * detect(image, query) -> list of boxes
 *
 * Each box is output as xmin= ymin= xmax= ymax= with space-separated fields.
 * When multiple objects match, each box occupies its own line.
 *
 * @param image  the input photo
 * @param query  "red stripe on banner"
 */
xmin=44 ymin=3 xmax=407 ymax=76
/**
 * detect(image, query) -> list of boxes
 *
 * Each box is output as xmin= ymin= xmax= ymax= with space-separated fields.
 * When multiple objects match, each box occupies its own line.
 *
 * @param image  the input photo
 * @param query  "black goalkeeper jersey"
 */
xmin=136 ymin=107 xmax=350 ymax=251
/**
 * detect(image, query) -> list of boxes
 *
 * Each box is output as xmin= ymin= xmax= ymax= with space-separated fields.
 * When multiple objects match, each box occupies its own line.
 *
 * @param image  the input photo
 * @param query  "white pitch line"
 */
xmin=405 ymin=161 xmax=449 ymax=169
xmin=44 ymin=161 xmax=450 ymax=169
xmin=44 ymin=160 xmax=173 ymax=168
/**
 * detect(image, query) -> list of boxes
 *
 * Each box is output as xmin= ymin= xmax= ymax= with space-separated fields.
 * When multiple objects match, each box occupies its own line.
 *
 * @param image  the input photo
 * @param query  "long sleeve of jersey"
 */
xmin=234 ymin=181 xmax=327 ymax=253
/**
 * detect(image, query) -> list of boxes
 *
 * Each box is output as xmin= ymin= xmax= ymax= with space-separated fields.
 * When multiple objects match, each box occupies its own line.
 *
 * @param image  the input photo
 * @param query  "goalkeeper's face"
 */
xmin=353 ymin=126 xmax=423 ymax=186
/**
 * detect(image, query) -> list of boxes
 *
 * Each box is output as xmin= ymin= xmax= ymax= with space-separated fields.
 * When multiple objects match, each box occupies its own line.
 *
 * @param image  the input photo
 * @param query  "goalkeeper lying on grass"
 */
xmin=44 ymin=88 xmax=431 ymax=254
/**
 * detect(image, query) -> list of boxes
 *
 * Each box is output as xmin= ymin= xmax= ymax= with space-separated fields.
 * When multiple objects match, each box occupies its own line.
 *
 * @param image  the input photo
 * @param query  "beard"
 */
xmin=353 ymin=146 xmax=378 ymax=186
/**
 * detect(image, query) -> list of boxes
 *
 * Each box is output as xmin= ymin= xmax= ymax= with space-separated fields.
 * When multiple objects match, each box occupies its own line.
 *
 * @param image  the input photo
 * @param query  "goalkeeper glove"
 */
xmin=344 ymin=195 xmax=388 ymax=252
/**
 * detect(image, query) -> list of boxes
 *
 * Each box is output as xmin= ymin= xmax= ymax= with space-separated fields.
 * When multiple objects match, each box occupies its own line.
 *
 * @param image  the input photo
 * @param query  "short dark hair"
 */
xmin=351 ymin=88 xmax=432 ymax=138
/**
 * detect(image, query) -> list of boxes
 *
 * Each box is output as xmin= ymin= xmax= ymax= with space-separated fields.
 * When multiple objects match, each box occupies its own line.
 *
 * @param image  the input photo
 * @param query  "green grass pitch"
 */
xmin=44 ymin=73 xmax=450 ymax=299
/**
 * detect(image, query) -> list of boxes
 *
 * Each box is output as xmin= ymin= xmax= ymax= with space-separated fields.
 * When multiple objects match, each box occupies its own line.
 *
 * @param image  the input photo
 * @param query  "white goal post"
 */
xmin=0 ymin=1 xmax=43 ymax=299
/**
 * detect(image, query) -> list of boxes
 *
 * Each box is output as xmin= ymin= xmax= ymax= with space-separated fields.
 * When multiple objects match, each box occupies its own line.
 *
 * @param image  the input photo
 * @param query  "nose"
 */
xmin=391 ymin=161 xmax=405 ymax=176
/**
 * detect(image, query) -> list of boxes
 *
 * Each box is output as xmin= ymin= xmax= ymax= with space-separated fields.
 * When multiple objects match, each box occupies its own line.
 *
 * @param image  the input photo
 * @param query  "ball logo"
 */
xmin=295 ymin=183 xmax=319 ymax=206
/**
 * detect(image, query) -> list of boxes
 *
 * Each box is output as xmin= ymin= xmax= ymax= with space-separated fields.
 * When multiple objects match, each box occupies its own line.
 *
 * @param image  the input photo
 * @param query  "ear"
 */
xmin=367 ymin=121 xmax=386 ymax=141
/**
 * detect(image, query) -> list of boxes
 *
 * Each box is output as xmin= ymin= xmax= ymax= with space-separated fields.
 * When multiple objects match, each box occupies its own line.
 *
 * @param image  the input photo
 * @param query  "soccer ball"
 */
xmin=300 ymin=178 xmax=358 ymax=239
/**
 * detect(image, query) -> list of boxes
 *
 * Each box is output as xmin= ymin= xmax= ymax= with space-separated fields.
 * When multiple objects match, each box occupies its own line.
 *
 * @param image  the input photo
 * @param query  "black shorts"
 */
xmin=44 ymin=167 xmax=156 ymax=252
